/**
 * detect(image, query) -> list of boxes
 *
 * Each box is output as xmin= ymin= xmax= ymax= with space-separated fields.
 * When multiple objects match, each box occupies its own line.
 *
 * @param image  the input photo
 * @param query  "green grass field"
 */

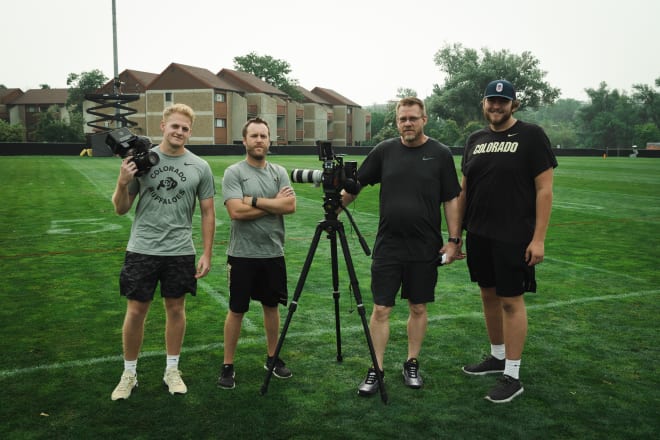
xmin=0 ymin=154 xmax=658 ymax=440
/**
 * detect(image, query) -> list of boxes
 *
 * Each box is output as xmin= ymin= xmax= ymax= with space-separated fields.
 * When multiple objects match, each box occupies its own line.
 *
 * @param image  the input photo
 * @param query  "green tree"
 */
xmin=577 ymin=82 xmax=636 ymax=148
xmin=517 ymin=99 xmax=583 ymax=147
xmin=631 ymin=78 xmax=660 ymax=127
xmin=0 ymin=120 xmax=24 ymax=142
xmin=428 ymin=43 xmax=560 ymax=126
xmin=66 ymin=69 xmax=108 ymax=114
xmin=33 ymin=105 xmax=85 ymax=142
xmin=233 ymin=52 xmax=304 ymax=102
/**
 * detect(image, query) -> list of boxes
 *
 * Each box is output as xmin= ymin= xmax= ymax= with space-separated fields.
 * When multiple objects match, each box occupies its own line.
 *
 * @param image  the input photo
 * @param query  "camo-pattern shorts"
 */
xmin=119 ymin=251 xmax=197 ymax=302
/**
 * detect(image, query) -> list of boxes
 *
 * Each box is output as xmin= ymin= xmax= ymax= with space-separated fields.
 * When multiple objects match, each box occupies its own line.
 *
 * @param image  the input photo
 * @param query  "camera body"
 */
xmin=290 ymin=141 xmax=361 ymax=197
xmin=105 ymin=127 xmax=159 ymax=176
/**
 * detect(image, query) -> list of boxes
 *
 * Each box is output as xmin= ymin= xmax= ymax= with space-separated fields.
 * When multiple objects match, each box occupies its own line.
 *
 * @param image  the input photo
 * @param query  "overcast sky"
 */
xmin=3 ymin=0 xmax=659 ymax=106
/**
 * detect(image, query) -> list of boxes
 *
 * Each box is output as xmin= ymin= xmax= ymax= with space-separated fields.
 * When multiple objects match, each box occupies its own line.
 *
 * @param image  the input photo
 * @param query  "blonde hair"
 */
xmin=162 ymin=103 xmax=195 ymax=125
xmin=396 ymin=97 xmax=427 ymax=117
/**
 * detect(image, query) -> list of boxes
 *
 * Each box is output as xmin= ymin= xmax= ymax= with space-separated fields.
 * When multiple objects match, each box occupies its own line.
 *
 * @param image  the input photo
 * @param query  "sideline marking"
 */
xmin=544 ymin=256 xmax=647 ymax=282
xmin=1 ymin=289 xmax=656 ymax=379
xmin=553 ymin=201 xmax=604 ymax=210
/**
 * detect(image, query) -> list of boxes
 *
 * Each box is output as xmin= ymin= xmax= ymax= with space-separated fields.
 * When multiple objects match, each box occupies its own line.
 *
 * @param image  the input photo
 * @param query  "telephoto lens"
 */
xmin=290 ymin=169 xmax=322 ymax=184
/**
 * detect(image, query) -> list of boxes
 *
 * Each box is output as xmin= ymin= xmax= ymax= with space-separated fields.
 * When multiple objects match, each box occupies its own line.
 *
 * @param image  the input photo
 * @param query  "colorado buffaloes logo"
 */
xmin=157 ymin=177 xmax=178 ymax=191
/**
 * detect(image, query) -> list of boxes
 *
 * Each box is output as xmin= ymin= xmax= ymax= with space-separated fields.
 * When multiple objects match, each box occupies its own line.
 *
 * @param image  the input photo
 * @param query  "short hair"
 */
xmin=396 ymin=97 xmax=426 ymax=117
xmin=162 ymin=103 xmax=195 ymax=125
xmin=242 ymin=117 xmax=270 ymax=138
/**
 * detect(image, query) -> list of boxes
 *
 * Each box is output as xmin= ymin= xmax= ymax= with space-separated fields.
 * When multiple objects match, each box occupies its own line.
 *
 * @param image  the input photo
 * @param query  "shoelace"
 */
xmin=117 ymin=374 xmax=134 ymax=390
xmin=365 ymin=370 xmax=378 ymax=384
xmin=405 ymin=363 xmax=419 ymax=378
xmin=166 ymin=370 xmax=184 ymax=385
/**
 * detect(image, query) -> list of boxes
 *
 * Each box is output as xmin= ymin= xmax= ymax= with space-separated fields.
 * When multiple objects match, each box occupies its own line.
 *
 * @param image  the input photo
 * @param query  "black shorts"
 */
xmin=370 ymin=257 xmax=438 ymax=307
xmin=119 ymin=251 xmax=197 ymax=302
xmin=465 ymin=232 xmax=536 ymax=297
xmin=227 ymin=256 xmax=288 ymax=313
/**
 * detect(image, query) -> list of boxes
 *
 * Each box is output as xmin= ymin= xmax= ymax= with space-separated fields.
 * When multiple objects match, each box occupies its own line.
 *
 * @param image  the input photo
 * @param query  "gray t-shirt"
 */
xmin=222 ymin=160 xmax=290 ymax=258
xmin=126 ymin=147 xmax=215 ymax=256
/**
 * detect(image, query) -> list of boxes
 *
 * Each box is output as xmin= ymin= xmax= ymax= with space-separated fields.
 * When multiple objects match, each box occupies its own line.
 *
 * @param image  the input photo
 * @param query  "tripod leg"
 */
xmin=260 ymin=222 xmax=324 ymax=396
xmin=336 ymin=223 xmax=388 ymax=404
xmin=329 ymin=230 xmax=343 ymax=362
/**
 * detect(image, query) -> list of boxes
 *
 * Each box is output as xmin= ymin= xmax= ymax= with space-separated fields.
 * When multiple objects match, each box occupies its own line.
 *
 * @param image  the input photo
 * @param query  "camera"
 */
xmin=290 ymin=141 xmax=361 ymax=197
xmin=105 ymin=127 xmax=159 ymax=176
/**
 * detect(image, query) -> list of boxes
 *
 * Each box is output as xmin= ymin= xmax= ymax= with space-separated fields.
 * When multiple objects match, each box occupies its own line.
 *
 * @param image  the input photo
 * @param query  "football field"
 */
xmin=0 ymin=154 xmax=658 ymax=439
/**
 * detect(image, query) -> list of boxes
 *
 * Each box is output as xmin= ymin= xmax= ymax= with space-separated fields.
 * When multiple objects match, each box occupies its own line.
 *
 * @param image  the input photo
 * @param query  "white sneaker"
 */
xmin=163 ymin=368 xmax=187 ymax=395
xmin=111 ymin=370 xmax=137 ymax=401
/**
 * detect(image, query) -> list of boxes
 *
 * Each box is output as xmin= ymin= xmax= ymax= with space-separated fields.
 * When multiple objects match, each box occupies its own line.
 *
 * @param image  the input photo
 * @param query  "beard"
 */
xmin=247 ymin=147 xmax=266 ymax=161
xmin=484 ymin=108 xmax=513 ymax=130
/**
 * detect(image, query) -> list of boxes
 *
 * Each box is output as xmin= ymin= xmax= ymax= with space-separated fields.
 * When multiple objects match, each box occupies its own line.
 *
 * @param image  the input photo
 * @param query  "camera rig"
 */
xmin=105 ymin=127 xmax=159 ymax=176
xmin=290 ymin=141 xmax=361 ymax=215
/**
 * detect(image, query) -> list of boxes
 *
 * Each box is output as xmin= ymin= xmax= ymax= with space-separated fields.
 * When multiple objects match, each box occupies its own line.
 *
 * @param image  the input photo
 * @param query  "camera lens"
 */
xmin=290 ymin=169 xmax=322 ymax=184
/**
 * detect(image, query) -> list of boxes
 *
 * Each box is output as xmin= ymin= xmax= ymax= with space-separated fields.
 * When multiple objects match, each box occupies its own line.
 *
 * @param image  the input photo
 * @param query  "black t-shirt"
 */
xmin=461 ymin=120 xmax=558 ymax=244
xmin=358 ymin=137 xmax=461 ymax=261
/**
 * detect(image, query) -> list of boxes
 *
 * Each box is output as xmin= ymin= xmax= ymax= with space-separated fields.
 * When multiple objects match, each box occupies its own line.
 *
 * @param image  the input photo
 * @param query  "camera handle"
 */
xmin=260 ymin=212 xmax=387 ymax=405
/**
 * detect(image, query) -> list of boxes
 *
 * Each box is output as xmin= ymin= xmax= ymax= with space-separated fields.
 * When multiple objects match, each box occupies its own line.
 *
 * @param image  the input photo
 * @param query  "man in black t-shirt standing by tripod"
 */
xmin=459 ymin=80 xmax=557 ymax=403
xmin=341 ymin=97 xmax=462 ymax=396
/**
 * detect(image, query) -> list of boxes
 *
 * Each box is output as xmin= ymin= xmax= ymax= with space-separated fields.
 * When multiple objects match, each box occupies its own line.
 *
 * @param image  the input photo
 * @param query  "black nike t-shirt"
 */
xmin=461 ymin=120 xmax=558 ymax=244
xmin=358 ymin=137 xmax=461 ymax=261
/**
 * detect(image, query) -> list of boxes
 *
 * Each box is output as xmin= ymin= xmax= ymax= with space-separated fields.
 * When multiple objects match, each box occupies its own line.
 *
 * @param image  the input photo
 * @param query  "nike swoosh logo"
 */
xmin=422 ymin=156 xmax=436 ymax=161
xmin=507 ymin=133 xmax=518 ymax=138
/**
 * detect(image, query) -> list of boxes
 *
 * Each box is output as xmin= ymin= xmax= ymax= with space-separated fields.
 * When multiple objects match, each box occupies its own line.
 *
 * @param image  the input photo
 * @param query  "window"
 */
xmin=165 ymin=92 xmax=173 ymax=104
xmin=215 ymin=118 xmax=226 ymax=128
xmin=215 ymin=93 xmax=226 ymax=102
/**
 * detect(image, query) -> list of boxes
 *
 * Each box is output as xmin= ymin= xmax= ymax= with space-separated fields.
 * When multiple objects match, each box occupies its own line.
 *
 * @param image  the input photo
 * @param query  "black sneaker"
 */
xmin=265 ymin=356 xmax=292 ymax=379
xmin=462 ymin=355 xmax=505 ymax=376
xmin=217 ymin=364 xmax=235 ymax=389
xmin=357 ymin=367 xmax=383 ymax=396
xmin=485 ymin=375 xmax=524 ymax=403
xmin=402 ymin=358 xmax=423 ymax=389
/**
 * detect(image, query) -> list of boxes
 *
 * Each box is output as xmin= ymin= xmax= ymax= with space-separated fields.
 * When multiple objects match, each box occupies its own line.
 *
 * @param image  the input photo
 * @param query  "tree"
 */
xmin=233 ymin=52 xmax=304 ymax=102
xmin=577 ymin=82 xmax=636 ymax=148
xmin=631 ymin=78 xmax=660 ymax=127
xmin=0 ymin=120 xmax=24 ymax=142
xmin=33 ymin=105 xmax=85 ymax=142
xmin=428 ymin=43 xmax=560 ymax=126
xmin=66 ymin=69 xmax=108 ymax=114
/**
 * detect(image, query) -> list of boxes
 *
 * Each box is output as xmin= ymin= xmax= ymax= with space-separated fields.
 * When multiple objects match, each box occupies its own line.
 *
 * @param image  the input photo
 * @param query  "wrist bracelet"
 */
xmin=252 ymin=196 xmax=258 ymax=208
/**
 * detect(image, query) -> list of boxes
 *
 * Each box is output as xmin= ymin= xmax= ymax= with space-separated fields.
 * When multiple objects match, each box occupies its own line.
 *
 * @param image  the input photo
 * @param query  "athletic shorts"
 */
xmin=465 ymin=232 xmax=537 ymax=297
xmin=119 ymin=251 xmax=197 ymax=302
xmin=227 ymin=256 xmax=288 ymax=313
xmin=370 ymin=257 xmax=438 ymax=307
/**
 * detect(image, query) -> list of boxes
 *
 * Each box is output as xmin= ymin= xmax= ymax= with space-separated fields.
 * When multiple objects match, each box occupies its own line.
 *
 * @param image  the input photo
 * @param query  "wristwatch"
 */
xmin=252 ymin=196 xmax=258 ymax=208
xmin=447 ymin=237 xmax=461 ymax=245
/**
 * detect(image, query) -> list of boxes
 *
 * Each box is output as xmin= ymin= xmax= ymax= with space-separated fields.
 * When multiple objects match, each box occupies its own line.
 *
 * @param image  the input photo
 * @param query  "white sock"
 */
xmin=124 ymin=359 xmax=137 ymax=374
xmin=490 ymin=344 xmax=506 ymax=360
xmin=166 ymin=355 xmax=180 ymax=371
xmin=504 ymin=359 xmax=521 ymax=379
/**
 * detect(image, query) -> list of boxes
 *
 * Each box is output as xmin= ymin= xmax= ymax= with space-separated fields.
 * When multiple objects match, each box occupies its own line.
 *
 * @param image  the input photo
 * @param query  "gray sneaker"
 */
xmin=265 ymin=356 xmax=292 ymax=379
xmin=357 ymin=367 xmax=383 ymax=396
xmin=462 ymin=355 xmax=505 ymax=376
xmin=217 ymin=364 xmax=235 ymax=389
xmin=485 ymin=375 xmax=524 ymax=403
xmin=402 ymin=358 xmax=423 ymax=389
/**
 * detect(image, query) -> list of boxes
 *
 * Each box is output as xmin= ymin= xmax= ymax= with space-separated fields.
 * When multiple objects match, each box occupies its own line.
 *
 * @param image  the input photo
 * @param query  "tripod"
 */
xmin=260 ymin=193 xmax=388 ymax=404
